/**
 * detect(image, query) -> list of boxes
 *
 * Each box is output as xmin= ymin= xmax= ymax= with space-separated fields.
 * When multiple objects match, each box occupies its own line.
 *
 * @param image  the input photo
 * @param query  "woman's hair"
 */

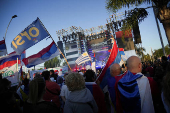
xmin=65 ymin=72 xmax=85 ymax=91
xmin=42 ymin=71 xmax=50 ymax=80
xmin=28 ymin=77 xmax=45 ymax=104
xmin=84 ymin=70 xmax=95 ymax=82
xmin=50 ymin=70 xmax=54 ymax=75
xmin=34 ymin=73 xmax=41 ymax=79
xmin=163 ymin=71 xmax=170 ymax=104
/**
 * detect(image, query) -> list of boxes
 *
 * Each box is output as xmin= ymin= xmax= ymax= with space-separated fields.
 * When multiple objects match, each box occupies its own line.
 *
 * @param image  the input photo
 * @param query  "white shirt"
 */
xmin=60 ymin=85 xmax=71 ymax=99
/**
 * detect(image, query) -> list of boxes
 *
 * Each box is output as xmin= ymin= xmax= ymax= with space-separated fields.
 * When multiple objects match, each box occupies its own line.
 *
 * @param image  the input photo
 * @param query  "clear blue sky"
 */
xmin=0 ymin=0 xmax=168 ymax=68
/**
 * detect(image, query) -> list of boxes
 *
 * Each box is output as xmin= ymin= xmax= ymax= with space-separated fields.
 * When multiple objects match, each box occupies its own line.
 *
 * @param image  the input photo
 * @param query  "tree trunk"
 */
xmin=158 ymin=7 xmax=170 ymax=47
xmin=162 ymin=19 xmax=170 ymax=47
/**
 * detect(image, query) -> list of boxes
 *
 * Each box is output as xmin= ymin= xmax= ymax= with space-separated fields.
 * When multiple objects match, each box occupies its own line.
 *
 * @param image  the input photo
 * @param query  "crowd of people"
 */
xmin=0 ymin=55 xmax=170 ymax=113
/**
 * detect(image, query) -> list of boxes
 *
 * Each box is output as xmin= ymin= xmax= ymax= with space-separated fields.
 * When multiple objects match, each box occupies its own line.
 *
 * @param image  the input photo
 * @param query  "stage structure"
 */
xmin=56 ymin=26 xmax=112 ymax=70
xmin=56 ymin=11 xmax=140 ymax=70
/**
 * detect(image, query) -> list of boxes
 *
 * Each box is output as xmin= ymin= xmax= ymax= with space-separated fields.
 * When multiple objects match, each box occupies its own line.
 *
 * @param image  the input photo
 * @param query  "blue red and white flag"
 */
xmin=0 ymin=51 xmax=20 ymax=70
xmin=20 ymin=50 xmax=26 ymax=66
xmin=0 ymin=39 xmax=7 ymax=56
xmin=11 ymin=17 xmax=49 ymax=54
xmin=85 ymin=82 xmax=107 ymax=113
xmin=118 ymin=48 xmax=125 ymax=55
xmin=117 ymin=71 xmax=154 ymax=113
xmin=96 ymin=39 xmax=121 ymax=89
xmin=22 ymin=41 xmax=60 ymax=68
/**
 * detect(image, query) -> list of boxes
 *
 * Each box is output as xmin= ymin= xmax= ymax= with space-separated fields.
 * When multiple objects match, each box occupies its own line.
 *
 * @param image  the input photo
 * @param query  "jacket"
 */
xmin=64 ymin=88 xmax=98 ymax=113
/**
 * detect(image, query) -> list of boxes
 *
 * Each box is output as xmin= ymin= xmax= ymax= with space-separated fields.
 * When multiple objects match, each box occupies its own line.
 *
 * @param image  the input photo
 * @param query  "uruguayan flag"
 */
xmin=75 ymin=52 xmax=91 ymax=65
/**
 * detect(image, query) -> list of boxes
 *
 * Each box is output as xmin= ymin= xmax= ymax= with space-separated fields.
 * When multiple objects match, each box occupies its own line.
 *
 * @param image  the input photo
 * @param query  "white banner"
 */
xmin=2 ymin=63 xmax=19 ymax=86
xmin=47 ymin=66 xmax=68 ymax=76
xmin=30 ymin=69 xmax=47 ymax=80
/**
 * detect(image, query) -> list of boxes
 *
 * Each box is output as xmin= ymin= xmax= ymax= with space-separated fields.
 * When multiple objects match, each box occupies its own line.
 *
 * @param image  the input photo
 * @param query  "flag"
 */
xmin=22 ymin=41 xmax=60 ymax=68
xmin=0 ymin=51 xmax=20 ymax=70
xmin=75 ymin=52 xmax=91 ymax=65
xmin=115 ymin=30 xmax=135 ymax=51
xmin=0 ymin=39 xmax=7 ymax=56
xmin=85 ymin=82 xmax=107 ymax=113
xmin=117 ymin=71 xmax=154 ymax=113
xmin=21 ymin=51 xmax=26 ymax=66
xmin=11 ymin=17 xmax=49 ymax=54
xmin=96 ymin=39 xmax=121 ymax=89
xmin=118 ymin=48 xmax=125 ymax=55
xmin=2 ymin=63 xmax=19 ymax=86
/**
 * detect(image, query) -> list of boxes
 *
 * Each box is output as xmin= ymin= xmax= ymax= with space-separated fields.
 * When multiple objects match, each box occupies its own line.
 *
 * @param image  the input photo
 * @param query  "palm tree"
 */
xmin=134 ymin=44 xmax=146 ymax=57
xmin=106 ymin=0 xmax=170 ymax=46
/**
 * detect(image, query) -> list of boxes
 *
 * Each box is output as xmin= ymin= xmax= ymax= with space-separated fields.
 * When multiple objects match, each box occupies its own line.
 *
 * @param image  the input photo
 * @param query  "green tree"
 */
xmin=62 ymin=61 xmax=67 ymax=66
xmin=44 ymin=56 xmax=61 ymax=69
xmin=106 ymin=0 xmax=170 ymax=46
xmin=135 ymin=45 xmax=146 ymax=57
xmin=143 ymin=53 xmax=152 ymax=62
xmin=153 ymin=44 xmax=170 ymax=58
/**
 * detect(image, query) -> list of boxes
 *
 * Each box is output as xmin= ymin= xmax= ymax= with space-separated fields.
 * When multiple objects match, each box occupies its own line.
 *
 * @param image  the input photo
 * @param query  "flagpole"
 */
xmin=37 ymin=17 xmax=72 ymax=71
xmin=17 ymin=58 xmax=18 ymax=71
xmin=17 ymin=57 xmax=20 ymax=82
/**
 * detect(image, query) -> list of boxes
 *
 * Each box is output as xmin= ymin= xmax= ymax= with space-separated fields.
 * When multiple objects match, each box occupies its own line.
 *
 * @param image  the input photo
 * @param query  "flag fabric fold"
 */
xmin=11 ymin=17 xmax=49 ymax=54
xmin=117 ymin=71 xmax=155 ymax=113
xmin=85 ymin=82 xmax=107 ymax=113
xmin=22 ymin=41 xmax=60 ymax=68
xmin=119 ymin=48 xmax=125 ymax=55
xmin=118 ymin=71 xmax=142 ymax=113
xmin=20 ymin=50 xmax=26 ymax=66
xmin=0 ymin=51 xmax=20 ymax=70
xmin=75 ymin=52 xmax=91 ymax=65
xmin=96 ymin=39 xmax=121 ymax=89
xmin=0 ymin=39 xmax=7 ymax=56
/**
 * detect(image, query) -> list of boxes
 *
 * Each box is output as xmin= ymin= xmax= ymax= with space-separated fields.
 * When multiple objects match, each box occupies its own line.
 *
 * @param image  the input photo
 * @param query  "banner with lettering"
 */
xmin=2 ymin=63 xmax=19 ymax=86
xmin=11 ymin=17 xmax=49 ymax=54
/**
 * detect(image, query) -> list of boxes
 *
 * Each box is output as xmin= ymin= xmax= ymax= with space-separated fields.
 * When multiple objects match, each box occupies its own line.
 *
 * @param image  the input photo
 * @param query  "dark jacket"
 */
xmin=23 ymin=101 xmax=59 ymax=113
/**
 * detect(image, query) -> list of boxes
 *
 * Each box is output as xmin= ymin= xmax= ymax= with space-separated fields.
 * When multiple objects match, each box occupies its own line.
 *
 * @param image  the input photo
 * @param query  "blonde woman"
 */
xmin=64 ymin=72 xmax=98 ymax=113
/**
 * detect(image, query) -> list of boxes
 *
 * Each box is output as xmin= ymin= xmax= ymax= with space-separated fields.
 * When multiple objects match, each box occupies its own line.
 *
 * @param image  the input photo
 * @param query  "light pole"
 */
xmin=4 ymin=15 xmax=17 ymax=40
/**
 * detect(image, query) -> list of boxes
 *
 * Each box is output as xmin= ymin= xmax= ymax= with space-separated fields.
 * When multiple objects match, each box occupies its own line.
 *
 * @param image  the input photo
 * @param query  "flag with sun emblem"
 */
xmin=75 ymin=52 xmax=91 ymax=65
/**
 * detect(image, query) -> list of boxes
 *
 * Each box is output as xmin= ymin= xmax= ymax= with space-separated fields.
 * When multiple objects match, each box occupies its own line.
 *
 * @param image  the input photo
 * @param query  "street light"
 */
xmin=4 ymin=15 xmax=17 ymax=40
